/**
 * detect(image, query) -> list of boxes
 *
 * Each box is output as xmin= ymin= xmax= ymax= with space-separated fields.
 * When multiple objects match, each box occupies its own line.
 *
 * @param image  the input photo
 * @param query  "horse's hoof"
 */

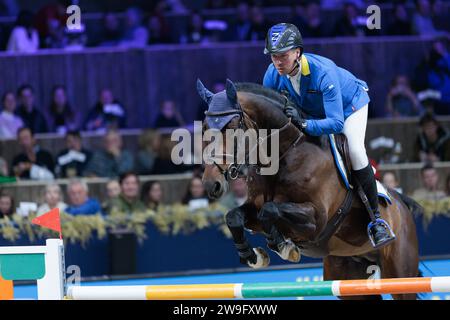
xmin=276 ymin=240 xmax=301 ymax=263
xmin=248 ymin=247 xmax=270 ymax=269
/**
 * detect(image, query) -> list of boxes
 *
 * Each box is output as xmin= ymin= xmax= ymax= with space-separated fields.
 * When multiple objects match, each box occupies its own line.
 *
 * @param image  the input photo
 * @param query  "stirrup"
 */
xmin=367 ymin=218 xmax=396 ymax=249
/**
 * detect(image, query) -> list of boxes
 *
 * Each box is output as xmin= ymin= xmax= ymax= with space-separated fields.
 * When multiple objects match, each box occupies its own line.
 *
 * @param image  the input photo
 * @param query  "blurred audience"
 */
xmin=381 ymin=171 xmax=403 ymax=194
xmin=84 ymin=88 xmax=126 ymax=132
xmin=7 ymin=10 xmax=39 ymax=53
xmin=37 ymin=182 xmax=67 ymax=216
xmin=34 ymin=1 xmax=68 ymax=46
xmin=426 ymin=38 xmax=450 ymax=112
xmin=65 ymin=179 xmax=102 ymax=215
xmin=135 ymin=129 xmax=160 ymax=175
xmin=55 ymin=130 xmax=92 ymax=178
xmin=411 ymin=163 xmax=447 ymax=201
xmin=414 ymin=113 xmax=450 ymax=162
xmin=219 ymin=177 xmax=248 ymax=209
xmin=147 ymin=14 xmax=171 ymax=44
xmin=248 ymin=6 xmax=269 ymax=41
xmin=385 ymin=75 xmax=421 ymax=117
xmin=106 ymin=172 xmax=147 ymax=216
xmin=119 ymin=7 xmax=148 ymax=48
xmin=386 ymin=3 xmax=412 ymax=36
xmin=332 ymin=2 xmax=365 ymax=37
xmin=0 ymin=91 xmax=24 ymax=139
xmin=298 ymin=1 xmax=328 ymax=38
xmin=141 ymin=180 xmax=163 ymax=210
xmin=0 ymin=190 xmax=14 ymax=218
xmin=83 ymin=129 xmax=134 ymax=178
xmin=153 ymin=100 xmax=185 ymax=128
xmin=97 ymin=12 xmax=121 ymax=47
xmin=102 ymin=179 xmax=121 ymax=212
xmin=180 ymin=11 xmax=208 ymax=44
xmin=16 ymin=84 xmax=48 ymax=133
xmin=182 ymin=175 xmax=209 ymax=209
xmin=446 ymin=173 xmax=450 ymax=197
xmin=11 ymin=127 xmax=54 ymax=180
xmin=226 ymin=2 xmax=251 ymax=41
xmin=0 ymin=157 xmax=16 ymax=184
xmin=48 ymin=85 xmax=77 ymax=134
xmin=412 ymin=0 xmax=448 ymax=37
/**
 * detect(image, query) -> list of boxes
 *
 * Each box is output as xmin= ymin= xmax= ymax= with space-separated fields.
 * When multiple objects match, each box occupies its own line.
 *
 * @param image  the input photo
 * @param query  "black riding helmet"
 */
xmin=264 ymin=23 xmax=303 ymax=55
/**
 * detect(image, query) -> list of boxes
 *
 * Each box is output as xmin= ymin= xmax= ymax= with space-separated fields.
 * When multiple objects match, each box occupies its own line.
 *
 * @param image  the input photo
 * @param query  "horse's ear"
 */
xmin=225 ymin=79 xmax=238 ymax=105
xmin=197 ymin=79 xmax=214 ymax=104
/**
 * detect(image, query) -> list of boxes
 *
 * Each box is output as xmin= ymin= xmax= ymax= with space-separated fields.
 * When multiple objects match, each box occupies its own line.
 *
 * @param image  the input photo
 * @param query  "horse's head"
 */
xmin=197 ymin=78 xmax=243 ymax=199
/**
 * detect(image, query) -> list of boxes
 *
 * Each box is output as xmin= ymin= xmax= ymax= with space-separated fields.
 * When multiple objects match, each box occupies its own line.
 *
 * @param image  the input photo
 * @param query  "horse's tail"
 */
xmin=391 ymin=189 xmax=424 ymax=218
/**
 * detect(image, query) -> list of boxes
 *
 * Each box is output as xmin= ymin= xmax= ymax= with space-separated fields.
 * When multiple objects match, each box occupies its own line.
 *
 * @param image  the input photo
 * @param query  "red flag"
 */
xmin=32 ymin=208 xmax=62 ymax=239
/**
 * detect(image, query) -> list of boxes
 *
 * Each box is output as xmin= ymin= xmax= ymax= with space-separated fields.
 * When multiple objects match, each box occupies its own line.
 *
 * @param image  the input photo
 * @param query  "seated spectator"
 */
xmin=97 ymin=12 xmax=121 ymax=47
xmin=37 ymin=183 xmax=67 ymax=216
xmin=182 ymin=175 xmax=209 ymax=209
xmin=141 ymin=181 xmax=163 ymax=211
xmin=414 ymin=113 xmax=450 ymax=162
xmin=7 ymin=10 xmax=39 ymax=53
xmin=411 ymin=163 xmax=447 ymax=201
xmin=102 ymin=179 xmax=121 ymax=212
xmin=226 ymin=2 xmax=251 ymax=42
xmin=84 ymin=88 xmax=126 ymax=132
xmin=386 ymin=75 xmax=421 ymax=117
xmin=412 ymin=0 xmax=448 ymax=37
xmin=153 ymin=100 xmax=185 ymax=128
xmin=16 ymin=84 xmax=48 ymax=133
xmin=386 ymin=3 xmax=412 ymax=36
xmin=301 ymin=1 xmax=328 ymax=38
xmin=106 ymin=172 xmax=147 ymax=216
xmin=119 ymin=7 xmax=148 ymax=48
xmin=179 ymin=11 xmax=208 ymax=44
xmin=332 ymin=2 xmax=365 ymax=37
xmin=34 ymin=1 xmax=67 ymax=47
xmin=136 ymin=129 xmax=160 ymax=175
xmin=0 ymin=157 xmax=16 ymax=184
xmin=0 ymin=191 xmax=14 ymax=218
xmin=11 ymin=127 xmax=55 ymax=180
xmin=83 ymin=129 xmax=134 ymax=178
xmin=55 ymin=131 xmax=92 ymax=178
xmin=249 ymin=6 xmax=269 ymax=41
xmin=0 ymin=91 xmax=24 ymax=139
xmin=66 ymin=179 xmax=102 ymax=215
xmin=147 ymin=14 xmax=171 ymax=44
xmin=48 ymin=85 xmax=77 ymax=134
xmin=427 ymin=38 xmax=450 ymax=112
xmin=381 ymin=171 xmax=403 ymax=194
xmin=219 ymin=177 xmax=248 ymax=210
xmin=290 ymin=3 xmax=307 ymax=32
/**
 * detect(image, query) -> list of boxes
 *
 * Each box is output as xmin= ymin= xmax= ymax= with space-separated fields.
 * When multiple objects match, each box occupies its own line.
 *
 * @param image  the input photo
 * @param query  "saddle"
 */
xmin=334 ymin=134 xmax=353 ymax=182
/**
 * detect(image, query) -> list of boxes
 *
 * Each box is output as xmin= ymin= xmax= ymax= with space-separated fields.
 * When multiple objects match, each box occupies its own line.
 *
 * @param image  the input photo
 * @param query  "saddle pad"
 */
xmin=328 ymin=134 xmax=392 ymax=205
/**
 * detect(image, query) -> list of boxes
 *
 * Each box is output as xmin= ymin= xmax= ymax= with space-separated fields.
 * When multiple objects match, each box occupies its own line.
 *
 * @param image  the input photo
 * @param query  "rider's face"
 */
xmin=271 ymin=49 xmax=300 ymax=75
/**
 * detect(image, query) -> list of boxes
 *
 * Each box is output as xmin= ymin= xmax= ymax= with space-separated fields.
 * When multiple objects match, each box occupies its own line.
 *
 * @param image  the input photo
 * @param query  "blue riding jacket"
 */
xmin=263 ymin=53 xmax=370 ymax=136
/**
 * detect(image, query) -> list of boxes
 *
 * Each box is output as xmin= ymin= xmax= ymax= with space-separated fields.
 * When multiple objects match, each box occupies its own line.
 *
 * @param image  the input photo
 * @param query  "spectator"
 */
xmin=226 ymin=2 xmax=251 ymax=41
xmin=249 ymin=6 xmax=269 ymax=41
xmin=332 ymin=2 xmax=365 ymax=37
xmin=141 ymin=181 xmax=163 ymax=211
xmin=0 ymin=91 xmax=24 ymax=139
xmin=386 ymin=3 xmax=412 ymax=36
xmin=414 ymin=113 xmax=450 ymax=162
xmin=102 ymin=179 xmax=121 ymax=212
xmin=83 ymin=129 xmax=134 ymax=178
xmin=180 ymin=11 xmax=208 ymax=44
xmin=301 ymin=1 xmax=328 ymax=38
xmin=0 ymin=157 xmax=16 ymax=184
xmin=48 ymin=85 xmax=77 ymax=134
xmin=0 ymin=191 xmax=14 ymax=218
xmin=36 ymin=183 xmax=67 ymax=216
xmin=11 ymin=127 xmax=54 ymax=180
xmin=196 ymin=81 xmax=225 ymax=121
xmin=34 ymin=1 xmax=67 ymax=45
xmin=7 ymin=10 xmax=39 ymax=53
xmin=446 ymin=173 xmax=450 ymax=197
xmin=84 ymin=88 xmax=126 ymax=132
xmin=381 ymin=171 xmax=403 ymax=194
xmin=136 ymin=129 xmax=160 ymax=175
xmin=290 ymin=3 xmax=307 ymax=32
xmin=55 ymin=130 xmax=92 ymax=178
xmin=147 ymin=14 xmax=171 ymax=44
xmin=97 ymin=12 xmax=121 ymax=47
xmin=219 ymin=177 xmax=248 ymax=210
xmin=412 ymin=0 xmax=448 ymax=37
xmin=153 ymin=100 xmax=185 ymax=128
xmin=411 ymin=163 xmax=447 ymax=201
xmin=182 ymin=175 xmax=209 ymax=207
xmin=16 ymin=84 xmax=48 ymax=133
xmin=66 ymin=179 xmax=102 ymax=215
xmin=386 ymin=75 xmax=421 ymax=117
xmin=107 ymin=172 xmax=147 ymax=216
xmin=427 ymin=38 xmax=450 ymax=112
xmin=119 ymin=7 xmax=148 ymax=48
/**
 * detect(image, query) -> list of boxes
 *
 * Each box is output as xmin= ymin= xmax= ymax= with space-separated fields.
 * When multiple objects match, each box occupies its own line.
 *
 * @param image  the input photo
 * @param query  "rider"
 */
xmin=262 ymin=23 xmax=395 ymax=249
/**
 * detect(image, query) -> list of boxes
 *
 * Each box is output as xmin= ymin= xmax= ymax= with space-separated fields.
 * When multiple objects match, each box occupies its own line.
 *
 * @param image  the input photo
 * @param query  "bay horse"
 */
xmin=198 ymin=79 xmax=420 ymax=300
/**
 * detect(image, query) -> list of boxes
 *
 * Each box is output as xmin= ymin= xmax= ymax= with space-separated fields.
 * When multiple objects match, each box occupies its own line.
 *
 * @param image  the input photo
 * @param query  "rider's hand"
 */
xmin=284 ymin=106 xmax=306 ymax=131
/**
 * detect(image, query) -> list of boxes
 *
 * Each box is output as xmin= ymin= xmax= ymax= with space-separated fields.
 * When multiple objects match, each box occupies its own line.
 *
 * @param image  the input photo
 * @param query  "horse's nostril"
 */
xmin=213 ymin=182 xmax=222 ymax=194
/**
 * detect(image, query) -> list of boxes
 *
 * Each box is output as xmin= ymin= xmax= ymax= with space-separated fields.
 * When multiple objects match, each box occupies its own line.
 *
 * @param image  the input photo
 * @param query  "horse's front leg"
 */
xmin=258 ymin=201 xmax=317 ymax=263
xmin=225 ymin=203 xmax=270 ymax=269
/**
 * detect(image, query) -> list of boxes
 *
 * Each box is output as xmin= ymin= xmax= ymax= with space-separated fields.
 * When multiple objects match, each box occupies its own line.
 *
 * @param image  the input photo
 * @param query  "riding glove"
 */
xmin=284 ymin=106 xmax=307 ymax=131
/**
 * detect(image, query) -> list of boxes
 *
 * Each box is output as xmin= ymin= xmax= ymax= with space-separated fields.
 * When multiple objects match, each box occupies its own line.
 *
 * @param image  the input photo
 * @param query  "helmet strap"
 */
xmin=288 ymin=58 xmax=300 ymax=77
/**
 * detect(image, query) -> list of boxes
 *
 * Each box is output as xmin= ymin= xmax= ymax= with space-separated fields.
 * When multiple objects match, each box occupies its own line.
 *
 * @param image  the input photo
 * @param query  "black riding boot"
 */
xmin=353 ymin=164 xmax=396 ymax=248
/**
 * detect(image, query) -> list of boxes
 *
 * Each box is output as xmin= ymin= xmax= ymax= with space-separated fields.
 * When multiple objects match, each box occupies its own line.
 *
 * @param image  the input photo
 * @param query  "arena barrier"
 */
xmin=1 ymin=239 xmax=450 ymax=300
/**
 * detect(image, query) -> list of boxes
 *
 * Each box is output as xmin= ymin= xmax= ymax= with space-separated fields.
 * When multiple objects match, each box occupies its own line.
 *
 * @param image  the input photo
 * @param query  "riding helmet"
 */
xmin=264 ymin=23 xmax=303 ymax=55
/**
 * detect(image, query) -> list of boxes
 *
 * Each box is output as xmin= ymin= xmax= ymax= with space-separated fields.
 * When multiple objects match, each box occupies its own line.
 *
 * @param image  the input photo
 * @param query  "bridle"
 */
xmin=204 ymin=99 xmax=304 ymax=182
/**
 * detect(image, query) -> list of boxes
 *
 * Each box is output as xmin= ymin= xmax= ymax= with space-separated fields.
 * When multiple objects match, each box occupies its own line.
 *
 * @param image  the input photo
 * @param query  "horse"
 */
xmin=198 ymin=79 xmax=420 ymax=300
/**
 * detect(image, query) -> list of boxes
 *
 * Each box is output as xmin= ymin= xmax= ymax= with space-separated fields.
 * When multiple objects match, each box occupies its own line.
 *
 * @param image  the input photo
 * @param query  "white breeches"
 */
xmin=342 ymin=104 xmax=369 ymax=171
